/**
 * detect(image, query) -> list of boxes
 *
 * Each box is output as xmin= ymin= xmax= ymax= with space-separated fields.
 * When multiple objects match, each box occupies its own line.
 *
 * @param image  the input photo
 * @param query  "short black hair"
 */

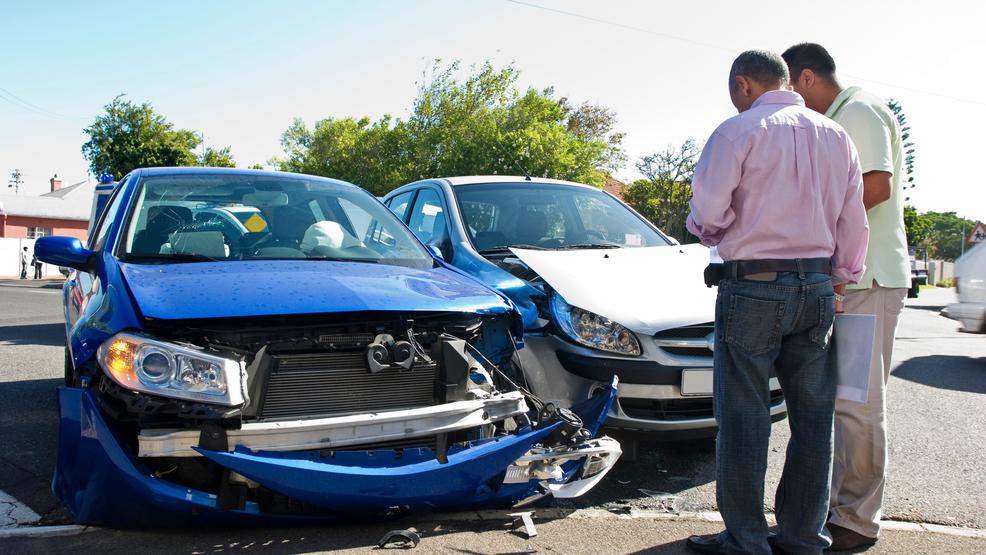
xmin=782 ymin=43 xmax=837 ymax=82
xmin=729 ymin=50 xmax=789 ymax=89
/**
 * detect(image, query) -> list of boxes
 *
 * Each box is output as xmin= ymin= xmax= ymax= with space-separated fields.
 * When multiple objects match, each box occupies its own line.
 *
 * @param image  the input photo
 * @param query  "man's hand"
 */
xmin=834 ymin=283 xmax=847 ymax=313
xmin=862 ymin=170 xmax=892 ymax=210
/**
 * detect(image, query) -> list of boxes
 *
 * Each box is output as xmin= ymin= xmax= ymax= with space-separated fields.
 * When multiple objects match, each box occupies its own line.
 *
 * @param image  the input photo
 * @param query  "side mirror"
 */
xmin=426 ymin=244 xmax=445 ymax=261
xmin=35 ymin=236 xmax=94 ymax=271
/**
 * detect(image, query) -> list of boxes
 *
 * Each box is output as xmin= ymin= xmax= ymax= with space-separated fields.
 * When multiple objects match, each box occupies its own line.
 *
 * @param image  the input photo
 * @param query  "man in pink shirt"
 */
xmin=684 ymin=50 xmax=868 ymax=555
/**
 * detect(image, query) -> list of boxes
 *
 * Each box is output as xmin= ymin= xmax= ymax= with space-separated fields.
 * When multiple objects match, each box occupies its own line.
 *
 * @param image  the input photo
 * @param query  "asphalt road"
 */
xmin=0 ymin=283 xmax=983 ymax=542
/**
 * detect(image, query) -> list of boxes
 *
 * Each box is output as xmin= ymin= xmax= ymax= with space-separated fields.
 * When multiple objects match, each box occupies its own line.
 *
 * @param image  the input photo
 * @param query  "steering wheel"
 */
xmin=584 ymin=229 xmax=607 ymax=240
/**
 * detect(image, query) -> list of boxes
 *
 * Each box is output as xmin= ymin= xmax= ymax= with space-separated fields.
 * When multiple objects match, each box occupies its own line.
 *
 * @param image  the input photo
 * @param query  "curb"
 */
xmin=2 ymin=509 xmax=984 ymax=541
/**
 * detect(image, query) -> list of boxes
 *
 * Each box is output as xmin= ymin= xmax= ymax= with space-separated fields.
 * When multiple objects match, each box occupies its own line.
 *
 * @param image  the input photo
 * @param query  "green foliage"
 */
xmin=248 ymin=163 xmax=265 ymax=170
xmin=197 ymin=146 xmax=236 ymax=168
xmin=82 ymin=95 xmax=202 ymax=178
xmin=274 ymin=61 xmax=625 ymax=195
xmin=907 ymin=209 xmax=978 ymax=260
xmin=621 ymin=140 xmax=700 ymax=243
xmin=886 ymin=98 xmax=916 ymax=192
xmin=904 ymin=205 xmax=933 ymax=247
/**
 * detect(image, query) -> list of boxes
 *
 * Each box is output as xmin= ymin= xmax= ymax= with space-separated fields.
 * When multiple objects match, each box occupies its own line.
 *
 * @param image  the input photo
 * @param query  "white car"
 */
xmin=383 ymin=176 xmax=787 ymax=445
xmin=944 ymin=240 xmax=986 ymax=333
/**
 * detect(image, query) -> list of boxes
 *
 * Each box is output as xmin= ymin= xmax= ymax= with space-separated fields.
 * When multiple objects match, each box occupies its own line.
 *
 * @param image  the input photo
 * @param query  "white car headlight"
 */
xmin=550 ymin=292 xmax=642 ymax=356
xmin=97 ymin=332 xmax=246 ymax=406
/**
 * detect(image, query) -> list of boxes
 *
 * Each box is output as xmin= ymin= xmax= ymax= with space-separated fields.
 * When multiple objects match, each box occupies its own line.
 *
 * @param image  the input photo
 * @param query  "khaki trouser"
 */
xmin=829 ymin=284 xmax=907 ymax=538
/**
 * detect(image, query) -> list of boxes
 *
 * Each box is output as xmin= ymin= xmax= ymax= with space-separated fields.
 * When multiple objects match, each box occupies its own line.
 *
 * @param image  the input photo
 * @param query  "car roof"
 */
xmin=438 ymin=175 xmax=598 ymax=189
xmin=135 ymin=167 xmax=356 ymax=188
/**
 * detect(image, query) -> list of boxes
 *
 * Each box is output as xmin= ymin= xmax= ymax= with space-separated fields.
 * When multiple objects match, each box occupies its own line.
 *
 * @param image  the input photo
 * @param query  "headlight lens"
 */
xmin=550 ymin=292 xmax=642 ymax=356
xmin=98 ymin=332 xmax=245 ymax=406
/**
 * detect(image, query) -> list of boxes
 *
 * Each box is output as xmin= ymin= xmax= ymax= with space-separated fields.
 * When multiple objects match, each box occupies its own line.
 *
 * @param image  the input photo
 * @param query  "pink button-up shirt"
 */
xmin=686 ymin=90 xmax=868 ymax=284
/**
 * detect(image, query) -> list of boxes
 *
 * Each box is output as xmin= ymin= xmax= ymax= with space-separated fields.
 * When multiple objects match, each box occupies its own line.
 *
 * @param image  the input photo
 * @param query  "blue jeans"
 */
xmin=713 ymin=271 xmax=836 ymax=555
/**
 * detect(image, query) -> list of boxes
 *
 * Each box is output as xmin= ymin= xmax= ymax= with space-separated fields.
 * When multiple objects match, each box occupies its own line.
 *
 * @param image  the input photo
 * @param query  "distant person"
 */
xmin=684 ymin=49 xmax=868 ymax=555
xmin=20 ymin=247 xmax=29 ymax=279
xmin=784 ymin=42 xmax=911 ymax=552
xmin=32 ymin=252 xmax=42 ymax=279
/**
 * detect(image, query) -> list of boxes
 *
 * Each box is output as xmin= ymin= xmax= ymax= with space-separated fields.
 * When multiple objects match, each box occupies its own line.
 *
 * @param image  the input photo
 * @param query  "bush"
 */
xmin=936 ymin=278 xmax=956 ymax=288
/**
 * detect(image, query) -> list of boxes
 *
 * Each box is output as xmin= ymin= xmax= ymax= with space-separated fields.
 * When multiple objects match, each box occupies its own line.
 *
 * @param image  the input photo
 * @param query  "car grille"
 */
xmin=258 ymin=352 xmax=438 ymax=420
xmin=653 ymin=323 xmax=714 ymax=358
xmin=620 ymin=391 xmax=784 ymax=421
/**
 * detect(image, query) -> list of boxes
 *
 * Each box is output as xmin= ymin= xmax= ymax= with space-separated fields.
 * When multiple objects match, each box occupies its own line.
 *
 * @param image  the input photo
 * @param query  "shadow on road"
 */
xmin=905 ymin=304 xmax=948 ymax=313
xmin=0 ymin=322 xmax=64 ymax=347
xmin=0 ymin=377 xmax=66 ymax=522
xmin=892 ymin=355 xmax=986 ymax=394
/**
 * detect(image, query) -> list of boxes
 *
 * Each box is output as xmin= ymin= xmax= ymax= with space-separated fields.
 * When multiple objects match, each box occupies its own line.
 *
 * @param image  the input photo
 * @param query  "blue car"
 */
xmin=36 ymin=168 xmax=619 ymax=528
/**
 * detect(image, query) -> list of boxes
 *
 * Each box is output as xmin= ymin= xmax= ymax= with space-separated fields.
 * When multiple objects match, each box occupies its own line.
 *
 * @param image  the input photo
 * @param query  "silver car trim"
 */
xmin=138 ymin=391 xmax=528 ymax=458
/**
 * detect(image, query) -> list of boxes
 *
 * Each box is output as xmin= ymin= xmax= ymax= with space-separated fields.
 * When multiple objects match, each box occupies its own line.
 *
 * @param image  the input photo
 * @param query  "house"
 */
xmin=602 ymin=174 xmax=626 ymax=199
xmin=0 ymin=175 xmax=94 ymax=240
xmin=0 ymin=174 xmax=95 ymax=277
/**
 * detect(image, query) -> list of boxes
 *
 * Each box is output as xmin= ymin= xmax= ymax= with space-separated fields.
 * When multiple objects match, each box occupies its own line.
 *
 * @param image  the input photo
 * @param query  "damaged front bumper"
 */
xmin=53 ymin=379 xmax=620 ymax=528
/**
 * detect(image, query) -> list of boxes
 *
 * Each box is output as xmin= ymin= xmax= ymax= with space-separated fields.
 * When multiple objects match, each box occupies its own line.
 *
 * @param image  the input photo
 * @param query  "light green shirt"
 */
xmin=826 ymin=86 xmax=910 ymax=290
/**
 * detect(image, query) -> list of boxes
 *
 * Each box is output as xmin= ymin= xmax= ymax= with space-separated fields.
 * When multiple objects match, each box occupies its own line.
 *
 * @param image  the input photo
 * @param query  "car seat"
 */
xmin=132 ymin=206 xmax=193 ymax=255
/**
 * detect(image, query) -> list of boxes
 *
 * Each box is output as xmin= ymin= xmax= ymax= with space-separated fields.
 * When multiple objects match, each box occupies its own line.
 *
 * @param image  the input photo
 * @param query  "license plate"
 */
xmin=680 ymin=369 xmax=713 ymax=397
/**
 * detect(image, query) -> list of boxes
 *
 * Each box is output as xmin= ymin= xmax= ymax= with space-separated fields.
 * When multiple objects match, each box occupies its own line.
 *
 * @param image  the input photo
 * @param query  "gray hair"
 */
xmin=729 ymin=50 xmax=790 ymax=90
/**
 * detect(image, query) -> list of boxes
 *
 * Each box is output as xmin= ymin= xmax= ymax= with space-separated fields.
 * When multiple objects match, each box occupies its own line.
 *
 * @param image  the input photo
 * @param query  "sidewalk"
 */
xmin=0 ymin=277 xmax=65 ymax=289
xmin=3 ymin=509 xmax=985 ymax=553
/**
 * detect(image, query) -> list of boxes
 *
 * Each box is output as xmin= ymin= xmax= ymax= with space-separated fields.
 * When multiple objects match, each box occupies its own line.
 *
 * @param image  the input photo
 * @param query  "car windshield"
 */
xmin=122 ymin=174 xmax=433 ymax=269
xmin=454 ymin=182 xmax=671 ymax=252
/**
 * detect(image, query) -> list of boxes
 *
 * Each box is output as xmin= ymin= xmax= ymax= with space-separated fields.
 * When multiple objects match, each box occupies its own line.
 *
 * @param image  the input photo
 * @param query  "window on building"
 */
xmin=27 ymin=227 xmax=53 ymax=239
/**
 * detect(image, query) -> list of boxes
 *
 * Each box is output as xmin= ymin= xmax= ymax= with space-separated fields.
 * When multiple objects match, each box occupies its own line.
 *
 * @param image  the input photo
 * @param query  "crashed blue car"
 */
xmin=35 ymin=167 xmax=620 ymax=528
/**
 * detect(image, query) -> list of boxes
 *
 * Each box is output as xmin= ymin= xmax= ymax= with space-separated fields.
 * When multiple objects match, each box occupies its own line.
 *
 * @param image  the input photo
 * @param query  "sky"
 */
xmin=1 ymin=0 xmax=983 ymax=222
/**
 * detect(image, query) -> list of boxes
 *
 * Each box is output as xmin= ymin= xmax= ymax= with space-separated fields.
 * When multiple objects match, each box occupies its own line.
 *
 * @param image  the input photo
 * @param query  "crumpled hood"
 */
xmin=119 ymin=260 xmax=512 ymax=320
xmin=511 ymin=244 xmax=717 ymax=335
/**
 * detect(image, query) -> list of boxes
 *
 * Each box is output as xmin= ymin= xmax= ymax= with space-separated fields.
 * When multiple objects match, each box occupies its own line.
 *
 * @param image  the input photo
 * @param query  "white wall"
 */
xmin=0 ymin=237 xmax=60 ymax=278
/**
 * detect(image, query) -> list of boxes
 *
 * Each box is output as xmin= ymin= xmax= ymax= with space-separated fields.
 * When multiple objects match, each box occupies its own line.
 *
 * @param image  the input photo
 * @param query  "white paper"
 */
xmin=834 ymin=313 xmax=876 ymax=402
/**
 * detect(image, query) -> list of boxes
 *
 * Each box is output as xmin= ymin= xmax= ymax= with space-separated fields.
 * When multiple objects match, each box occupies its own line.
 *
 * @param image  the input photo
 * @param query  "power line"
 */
xmin=503 ymin=0 xmax=986 ymax=108
xmin=0 ymin=87 xmax=86 ymax=120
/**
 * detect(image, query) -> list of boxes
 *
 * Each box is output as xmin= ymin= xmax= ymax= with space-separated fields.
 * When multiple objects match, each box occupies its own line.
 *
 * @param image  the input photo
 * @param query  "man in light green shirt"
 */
xmin=784 ymin=43 xmax=910 ymax=552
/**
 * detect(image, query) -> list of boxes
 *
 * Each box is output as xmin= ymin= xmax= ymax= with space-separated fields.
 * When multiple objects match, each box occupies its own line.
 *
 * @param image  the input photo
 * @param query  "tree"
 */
xmin=82 ymin=95 xmax=201 ymax=178
xmin=886 ymin=98 xmax=916 ymax=196
xmin=197 ymin=146 xmax=236 ymax=168
xmin=903 ymin=205 xmax=933 ymax=248
xmin=621 ymin=140 xmax=700 ymax=243
xmin=273 ymin=61 xmax=625 ymax=194
xmin=922 ymin=211 xmax=978 ymax=260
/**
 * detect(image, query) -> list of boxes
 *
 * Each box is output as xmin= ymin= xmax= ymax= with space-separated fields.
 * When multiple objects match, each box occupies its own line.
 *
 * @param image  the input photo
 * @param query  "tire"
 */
xmin=908 ymin=282 xmax=920 ymax=298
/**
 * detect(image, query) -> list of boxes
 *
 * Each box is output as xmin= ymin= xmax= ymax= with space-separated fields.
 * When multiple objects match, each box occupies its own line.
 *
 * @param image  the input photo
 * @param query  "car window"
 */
xmin=407 ymin=189 xmax=448 ymax=246
xmin=455 ymin=183 xmax=671 ymax=251
xmin=89 ymin=176 xmax=129 ymax=251
xmin=387 ymin=191 xmax=414 ymax=222
xmin=120 ymin=174 xmax=432 ymax=269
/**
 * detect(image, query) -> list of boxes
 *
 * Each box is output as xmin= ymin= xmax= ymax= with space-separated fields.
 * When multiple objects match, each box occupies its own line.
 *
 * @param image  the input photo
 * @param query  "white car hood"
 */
xmin=511 ymin=244 xmax=717 ymax=335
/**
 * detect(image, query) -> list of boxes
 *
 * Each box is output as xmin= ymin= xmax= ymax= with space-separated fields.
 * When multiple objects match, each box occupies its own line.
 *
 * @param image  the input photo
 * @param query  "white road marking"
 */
xmin=0 ymin=489 xmax=40 ymax=528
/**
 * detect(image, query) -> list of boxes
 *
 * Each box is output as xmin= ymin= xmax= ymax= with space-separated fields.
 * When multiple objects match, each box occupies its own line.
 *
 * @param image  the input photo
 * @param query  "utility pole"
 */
xmin=8 ymin=169 xmax=24 ymax=195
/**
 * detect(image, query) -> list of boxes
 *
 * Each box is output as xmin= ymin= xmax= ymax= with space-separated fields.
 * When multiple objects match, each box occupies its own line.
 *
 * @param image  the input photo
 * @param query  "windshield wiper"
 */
xmin=555 ymin=243 xmax=622 ymax=250
xmin=305 ymin=256 xmax=380 ymax=263
xmin=477 ymin=244 xmax=548 ymax=255
xmin=124 ymin=253 xmax=220 ymax=263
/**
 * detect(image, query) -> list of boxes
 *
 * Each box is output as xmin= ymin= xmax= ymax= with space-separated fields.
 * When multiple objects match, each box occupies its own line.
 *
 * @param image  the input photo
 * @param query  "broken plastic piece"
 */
xmin=508 ymin=511 xmax=538 ymax=539
xmin=377 ymin=529 xmax=420 ymax=549
xmin=637 ymin=488 xmax=679 ymax=513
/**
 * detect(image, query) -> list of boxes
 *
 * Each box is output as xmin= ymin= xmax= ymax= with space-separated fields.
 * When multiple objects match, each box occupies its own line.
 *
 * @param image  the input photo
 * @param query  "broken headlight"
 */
xmin=549 ymin=292 xmax=641 ymax=356
xmin=97 ymin=332 xmax=246 ymax=406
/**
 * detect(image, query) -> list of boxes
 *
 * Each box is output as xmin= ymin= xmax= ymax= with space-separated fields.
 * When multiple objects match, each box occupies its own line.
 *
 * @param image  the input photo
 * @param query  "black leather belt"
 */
xmin=723 ymin=257 xmax=832 ymax=279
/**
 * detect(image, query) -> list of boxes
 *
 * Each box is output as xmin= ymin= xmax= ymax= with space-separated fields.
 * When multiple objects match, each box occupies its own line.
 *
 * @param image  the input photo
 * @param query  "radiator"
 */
xmin=258 ymin=351 xmax=438 ymax=420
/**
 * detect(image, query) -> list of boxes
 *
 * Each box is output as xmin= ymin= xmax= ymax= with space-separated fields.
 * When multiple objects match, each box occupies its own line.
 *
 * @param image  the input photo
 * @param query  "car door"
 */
xmin=405 ymin=187 xmax=453 ymax=261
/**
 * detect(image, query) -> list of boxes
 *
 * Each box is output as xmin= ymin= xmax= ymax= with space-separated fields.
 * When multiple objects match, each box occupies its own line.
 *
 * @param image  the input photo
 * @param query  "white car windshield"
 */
xmin=455 ymin=182 xmax=671 ymax=252
xmin=122 ymin=174 xmax=433 ymax=269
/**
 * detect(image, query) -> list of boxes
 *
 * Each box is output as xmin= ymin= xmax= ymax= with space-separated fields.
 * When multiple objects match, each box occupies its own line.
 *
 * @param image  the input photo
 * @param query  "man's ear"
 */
xmin=797 ymin=68 xmax=815 ymax=88
xmin=733 ymin=75 xmax=751 ymax=97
